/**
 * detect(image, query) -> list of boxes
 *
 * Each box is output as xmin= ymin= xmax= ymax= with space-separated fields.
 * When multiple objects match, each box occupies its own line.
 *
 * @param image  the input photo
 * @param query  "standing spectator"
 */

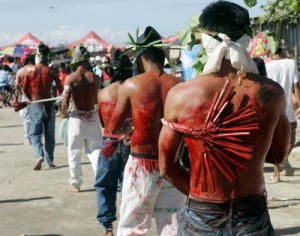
xmin=22 ymin=43 xmax=63 ymax=170
xmin=93 ymin=56 xmax=103 ymax=78
xmin=101 ymin=45 xmax=115 ymax=88
xmin=56 ymin=63 xmax=69 ymax=116
xmin=0 ymin=65 xmax=14 ymax=107
xmin=265 ymin=47 xmax=300 ymax=182
xmin=158 ymin=1 xmax=289 ymax=235
xmin=61 ymin=45 xmax=102 ymax=193
xmin=8 ymin=56 xmax=18 ymax=88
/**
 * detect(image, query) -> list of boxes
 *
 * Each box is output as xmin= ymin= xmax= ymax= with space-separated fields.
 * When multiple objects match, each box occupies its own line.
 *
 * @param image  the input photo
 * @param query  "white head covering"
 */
xmin=201 ymin=33 xmax=259 ymax=75
xmin=35 ymin=50 xmax=43 ymax=65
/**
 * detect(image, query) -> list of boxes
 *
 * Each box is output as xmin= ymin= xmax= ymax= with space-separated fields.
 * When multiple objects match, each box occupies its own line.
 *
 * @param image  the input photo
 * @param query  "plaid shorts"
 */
xmin=290 ymin=121 xmax=297 ymax=145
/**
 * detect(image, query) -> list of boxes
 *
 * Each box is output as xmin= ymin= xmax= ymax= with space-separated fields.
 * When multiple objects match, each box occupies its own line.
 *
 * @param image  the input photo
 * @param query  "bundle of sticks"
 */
xmin=162 ymin=80 xmax=259 ymax=192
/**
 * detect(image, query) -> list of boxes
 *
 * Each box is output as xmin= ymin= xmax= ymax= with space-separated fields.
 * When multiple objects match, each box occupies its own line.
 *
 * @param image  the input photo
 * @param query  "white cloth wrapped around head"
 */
xmin=201 ymin=33 xmax=259 ymax=75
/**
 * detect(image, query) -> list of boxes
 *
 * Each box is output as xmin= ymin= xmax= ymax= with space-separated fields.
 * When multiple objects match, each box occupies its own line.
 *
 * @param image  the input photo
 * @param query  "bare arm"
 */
xmin=97 ymin=92 xmax=105 ymax=128
xmin=158 ymin=89 xmax=190 ymax=196
xmin=109 ymin=81 xmax=131 ymax=134
xmin=22 ymin=70 xmax=32 ymax=101
xmin=15 ymin=70 xmax=23 ymax=101
xmin=266 ymin=90 xmax=290 ymax=164
xmin=265 ymin=113 xmax=290 ymax=164
xmin=293 ymin=82 xmax=300 ymax=117
xmin=61 ymin=75 xmax=72 ymax=118
xmin=53 ymin=69 xmax=63 ymax=95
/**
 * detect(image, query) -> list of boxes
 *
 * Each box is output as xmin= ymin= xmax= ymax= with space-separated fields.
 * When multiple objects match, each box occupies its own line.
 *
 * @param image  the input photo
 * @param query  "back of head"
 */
xmin=24 ymin=54 xmax=35 ymax=66
xmin=253 ymin=57 xmax=267 ymax=76
xmin=110 ymin=49 xmax=133 ymax=83
xmin=271 ymin=47 xmax=284 ymax=58
xmin=3 ymin=64 xmax=11 ymax=72
xmin=136 ymin=26 xmax=165 ymax=67
xmin=35 ymin=43 xmax=50 ymax=65
xmin=7 ymin=56 xmax=14 ymax=64
xmin=107 ymin=45 xmax=115 ymax=54
xmin=70 ymin=45 xmax=90 ymax=70
xmin=199 ymin=1 xmax=250 ymax=41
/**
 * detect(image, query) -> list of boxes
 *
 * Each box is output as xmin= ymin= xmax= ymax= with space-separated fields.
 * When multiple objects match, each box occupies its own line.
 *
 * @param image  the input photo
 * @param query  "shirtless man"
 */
xmin=23 ymin=44 xmax=63 ymax=170
xmin=95 ymin=49 xmax=132 ymax=236
xmin=109 ymin=26 xmax=185 ymax=236
xmin=15 ymin=55 xmax=35 ymax=144
xmin=158 ymin=2 xmax=290 ymax=235
xmin=61 ymin=45 xmax=102 ymax=193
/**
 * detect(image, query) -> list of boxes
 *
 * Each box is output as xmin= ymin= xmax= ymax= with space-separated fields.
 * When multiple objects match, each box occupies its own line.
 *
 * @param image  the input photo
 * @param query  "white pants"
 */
xmin=21 ymin=94 xmax=30 ymax=141
xmin=67 ymin=110 xmax=102 ymax=188
xmin=117 ymin=155 xmax=185 ymax=236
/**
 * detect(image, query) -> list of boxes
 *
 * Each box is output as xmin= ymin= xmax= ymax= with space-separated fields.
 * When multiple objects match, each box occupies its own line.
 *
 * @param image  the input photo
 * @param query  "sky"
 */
xmin=0 ymin=0 xmax=268 ymax=47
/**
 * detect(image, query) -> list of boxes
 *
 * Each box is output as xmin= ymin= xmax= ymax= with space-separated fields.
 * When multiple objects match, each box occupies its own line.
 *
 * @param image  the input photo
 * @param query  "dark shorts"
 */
xmin=177 ymin=196 xmax=275 ymax=236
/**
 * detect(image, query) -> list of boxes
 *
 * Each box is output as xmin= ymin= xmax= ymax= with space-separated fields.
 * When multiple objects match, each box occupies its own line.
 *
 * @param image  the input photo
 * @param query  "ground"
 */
xmin=0 ymin=107 xmax=299 ymax=236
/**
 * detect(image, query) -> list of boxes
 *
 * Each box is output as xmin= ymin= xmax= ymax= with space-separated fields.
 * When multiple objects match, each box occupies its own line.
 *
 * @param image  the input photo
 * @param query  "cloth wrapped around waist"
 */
xmin=70 ymin=109 xmax=98 ymax=122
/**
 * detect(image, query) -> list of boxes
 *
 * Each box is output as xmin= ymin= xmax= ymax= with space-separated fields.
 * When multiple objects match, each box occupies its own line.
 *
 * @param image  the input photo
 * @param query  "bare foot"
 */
xmin=33 ymin=160 xmax=43 ymax=171
xmin=66 ymin=187 xmax=80 ymax=193
xmin=266 ymin=175 xmax=280 ymax=184
xmin=103 ymin=231 xmax=113 ymax=236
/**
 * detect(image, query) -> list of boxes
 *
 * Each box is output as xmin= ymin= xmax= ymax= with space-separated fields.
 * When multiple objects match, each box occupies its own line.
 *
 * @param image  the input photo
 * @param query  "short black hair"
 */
xmin=253 ymin=57 xmax=267 ymax=76
xmin=199 ymin=1 xmax=250 ymax=41
xmin=38 ymin=43 xmax=50 ymax=56
xmin=24 ymin=54 xmax=35 ymax=65
xmin=110 ymin=49 xmax=133 ymax=83
xmin=7 ymin=57 xmax=14 ymax=63
xmin=274 ymin=47 xmax=283 ymax=56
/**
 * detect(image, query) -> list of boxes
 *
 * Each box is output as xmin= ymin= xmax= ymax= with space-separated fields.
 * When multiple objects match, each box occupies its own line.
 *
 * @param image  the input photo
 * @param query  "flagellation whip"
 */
xmin=13 ymin=96 xmax=63 ymax=112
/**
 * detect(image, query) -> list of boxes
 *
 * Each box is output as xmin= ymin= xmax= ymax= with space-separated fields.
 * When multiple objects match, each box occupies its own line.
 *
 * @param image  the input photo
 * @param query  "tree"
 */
xmin=258 ymin=0 xmax=300 ymax=42
xmin=259 ymin=0 xmax=300 ymax=26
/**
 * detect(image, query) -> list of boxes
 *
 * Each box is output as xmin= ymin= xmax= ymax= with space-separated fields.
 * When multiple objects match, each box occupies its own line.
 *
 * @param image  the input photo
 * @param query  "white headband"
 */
xmin=201 ymin=33 xmax=259 ymax=75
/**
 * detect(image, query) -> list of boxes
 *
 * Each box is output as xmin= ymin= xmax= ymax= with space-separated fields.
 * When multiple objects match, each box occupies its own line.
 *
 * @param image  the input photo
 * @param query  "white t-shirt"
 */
xmin=265 ymin=58 xmax=299 ymax=122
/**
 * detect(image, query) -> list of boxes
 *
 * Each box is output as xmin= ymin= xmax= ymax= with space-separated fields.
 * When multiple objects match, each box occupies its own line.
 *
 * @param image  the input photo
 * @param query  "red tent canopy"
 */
xmin=66 ymin=31 xmax=111 ymax=52
xmin=12 ymin=32 xmax=41 ymax=49
xmin=163 ymin=34 xmax=180 ymax=45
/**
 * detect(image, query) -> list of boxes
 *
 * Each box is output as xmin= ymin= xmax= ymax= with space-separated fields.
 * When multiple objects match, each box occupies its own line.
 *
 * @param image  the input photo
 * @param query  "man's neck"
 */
xmin=271 ymin=54 xmax=282 ymax=60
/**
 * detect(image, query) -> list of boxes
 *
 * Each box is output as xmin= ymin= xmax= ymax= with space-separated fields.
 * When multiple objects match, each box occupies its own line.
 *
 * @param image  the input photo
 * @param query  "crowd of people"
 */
xmin=1 ymin=1 xmax=300 ymax=235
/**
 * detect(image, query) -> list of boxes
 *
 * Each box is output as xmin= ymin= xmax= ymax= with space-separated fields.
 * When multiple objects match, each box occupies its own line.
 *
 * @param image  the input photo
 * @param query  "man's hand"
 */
xmin=296 ymin=107 xmax=300 ymax=119
xmin=61 ymin=111 xmax=70 ymax=119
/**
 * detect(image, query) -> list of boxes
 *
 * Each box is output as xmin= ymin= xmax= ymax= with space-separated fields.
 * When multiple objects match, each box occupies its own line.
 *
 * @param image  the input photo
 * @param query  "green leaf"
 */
xmin=244 ymin=0 xmax=257 ymax=8
xmin=188 ymin=13 xmax=201 ymax=27
xmin=146 ymin=39 xmax=164 ymax=47
xmin=118 ymin=47 xmax=134 ymax=58
xmin=136 ymin=28 xmax=139 ymax=42
xmin=178 ymin=28 xmax=192 ymax=46
xmin=192 ymin=47 xmax=208 ymax=75
xmin=265 ymin=32 xmax=279 ymax=54
xmin=128 ymin=33 xmax=136 ymax=44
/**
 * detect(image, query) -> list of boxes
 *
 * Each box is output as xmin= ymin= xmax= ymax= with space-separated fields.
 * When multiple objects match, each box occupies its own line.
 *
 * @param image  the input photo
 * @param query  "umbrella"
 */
xmin=0 ymin=45 xmax=29 ymax=57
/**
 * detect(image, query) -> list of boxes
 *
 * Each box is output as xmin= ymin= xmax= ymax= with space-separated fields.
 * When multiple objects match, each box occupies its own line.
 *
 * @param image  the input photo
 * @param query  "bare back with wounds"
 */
xmin=64 ymin=66 xmax=100 ymax=112
xmin=110 ymin=71 xmax=183 ymax=156
xmin=23 ymin=64 xmax=63 ymax=101
xmin=15 ymin=65 xmax=35 ymax=99
xmin=159 ymin=60 xmax=290 ymax=203
xmin=97 ymin=81 xmax=122 ymax=138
